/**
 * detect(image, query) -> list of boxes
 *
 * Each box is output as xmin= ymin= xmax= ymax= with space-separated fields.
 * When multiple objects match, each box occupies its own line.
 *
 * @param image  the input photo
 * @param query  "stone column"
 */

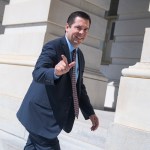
xmin=101 ymin=0 xmax=150 ymax=111
xmin=105 ymin=2 xmax=150 ymax=150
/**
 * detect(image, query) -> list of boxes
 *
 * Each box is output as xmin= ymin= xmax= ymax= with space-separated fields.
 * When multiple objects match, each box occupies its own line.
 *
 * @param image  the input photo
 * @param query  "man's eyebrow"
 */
xmin=75 ymin=25 xmax=89 ymax=28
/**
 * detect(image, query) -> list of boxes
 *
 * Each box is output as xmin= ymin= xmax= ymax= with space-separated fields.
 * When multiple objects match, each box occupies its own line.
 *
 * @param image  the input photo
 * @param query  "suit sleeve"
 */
xmin=32 ymin=42 xmax=58 ymax=85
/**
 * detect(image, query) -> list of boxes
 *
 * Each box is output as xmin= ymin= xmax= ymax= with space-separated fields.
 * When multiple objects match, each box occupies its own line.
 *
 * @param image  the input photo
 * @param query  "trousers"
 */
xmin=24 ymin=132 xmax=61 ymax=150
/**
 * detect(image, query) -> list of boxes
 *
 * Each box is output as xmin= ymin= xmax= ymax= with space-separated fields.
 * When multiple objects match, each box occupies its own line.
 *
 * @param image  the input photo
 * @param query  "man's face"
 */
xmin=65 ymin=16 xmax=90 ymax=48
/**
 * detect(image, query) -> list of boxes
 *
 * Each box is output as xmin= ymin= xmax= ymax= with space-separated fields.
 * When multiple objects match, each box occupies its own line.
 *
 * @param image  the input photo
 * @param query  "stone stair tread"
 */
xmin=75 ymin=118 xmax=108 ymax=132
xmin=61 ymin=121 xmax=107 ymax=148
xmin=0 ymin=130 xmax=25 ymax=150
xmin=78 ymin=110 xmax=115 ymax=129
xmin=59 ymin=133 xmax=104 ymax=150
xmin=59 ymin=110 xmax=114 ymax=148
xmin=0 ymin=110 xmax=114 ymax=150
xmin=61 ymin=131 xmax=105 ymax=149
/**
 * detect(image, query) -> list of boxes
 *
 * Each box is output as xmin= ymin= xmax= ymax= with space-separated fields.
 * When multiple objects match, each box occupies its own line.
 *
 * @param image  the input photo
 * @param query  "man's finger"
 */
xmin=61 ymin=55 xmax=68 ymax=65
xmin=89 ymin=115 xmax=99 ymax=131
xmin=69 ymin=61 xmax=75 ymax=69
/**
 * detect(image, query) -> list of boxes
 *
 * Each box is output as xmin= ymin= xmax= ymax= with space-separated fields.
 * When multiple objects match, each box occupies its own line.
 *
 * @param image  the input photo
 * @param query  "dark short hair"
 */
xmin=67 ymin=11 xmax=91 ymax=27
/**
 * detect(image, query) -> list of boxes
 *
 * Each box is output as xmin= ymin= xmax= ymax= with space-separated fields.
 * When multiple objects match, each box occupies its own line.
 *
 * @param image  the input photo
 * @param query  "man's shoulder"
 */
xmin=78 ymin=48 xmax=83 ymax=56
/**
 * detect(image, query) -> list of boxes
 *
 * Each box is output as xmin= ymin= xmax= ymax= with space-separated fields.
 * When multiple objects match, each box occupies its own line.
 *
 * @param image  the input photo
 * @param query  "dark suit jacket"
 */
xmin=17 ymin=36 xmax=95 ymax=139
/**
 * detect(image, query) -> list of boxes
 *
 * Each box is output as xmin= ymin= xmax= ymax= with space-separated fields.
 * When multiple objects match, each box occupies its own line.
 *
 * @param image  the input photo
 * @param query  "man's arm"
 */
xmin=32 ymin=42 xmax=57 ymax=85
xmin=32 ymin=42 xmax=75 ymax=85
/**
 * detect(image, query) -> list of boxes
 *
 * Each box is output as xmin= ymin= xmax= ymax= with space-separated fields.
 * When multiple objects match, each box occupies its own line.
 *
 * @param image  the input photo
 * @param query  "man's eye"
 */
xmin=76 ymin=26 xmax=81 ymax=30
xmin=84 ymin=29 xmax=89 ymax=32
xmin=75 ymin=26 xmax=89 ymax=33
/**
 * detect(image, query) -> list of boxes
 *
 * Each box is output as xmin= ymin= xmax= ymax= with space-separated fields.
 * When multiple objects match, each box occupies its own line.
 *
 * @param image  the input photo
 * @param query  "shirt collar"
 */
xmin=65 ymin=36 xmax=78 ymax=53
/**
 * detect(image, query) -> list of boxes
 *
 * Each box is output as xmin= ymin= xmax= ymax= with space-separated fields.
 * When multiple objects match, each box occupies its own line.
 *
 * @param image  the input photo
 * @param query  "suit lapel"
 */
xmin=60 ymin=37 xmax=83 ymax=82
xmin=61 ymin=37 xmax=72 ymax=77
xmin=77 ymin=49 xmax=82 ymax=81
xmin=61 ymin=37 xmax=71 ymax=63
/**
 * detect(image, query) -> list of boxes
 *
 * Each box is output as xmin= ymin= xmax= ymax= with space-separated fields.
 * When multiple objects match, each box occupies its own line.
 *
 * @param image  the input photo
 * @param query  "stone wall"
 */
xmin=101 ymin=0 xmax=150 ymax=110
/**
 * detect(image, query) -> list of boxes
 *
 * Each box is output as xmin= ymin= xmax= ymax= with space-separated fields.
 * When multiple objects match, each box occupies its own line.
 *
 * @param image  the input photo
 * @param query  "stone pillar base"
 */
xmin=105 ymin=123 xmax=150 ymax=150
xmin=84 ymin=71 xmax=108 ymax=110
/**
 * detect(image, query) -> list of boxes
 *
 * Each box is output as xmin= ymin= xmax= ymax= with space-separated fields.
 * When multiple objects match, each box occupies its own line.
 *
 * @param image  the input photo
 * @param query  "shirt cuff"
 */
xmin=53 ymin=71 xmax=60 ymax=79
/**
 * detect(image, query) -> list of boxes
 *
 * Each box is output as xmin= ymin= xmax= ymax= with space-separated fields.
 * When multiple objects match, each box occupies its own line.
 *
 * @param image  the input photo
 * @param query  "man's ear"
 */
xmin=65 ymin=23 xmax=70 ymax=33
xmin=65 ymin=23 xmax=69 ymax=29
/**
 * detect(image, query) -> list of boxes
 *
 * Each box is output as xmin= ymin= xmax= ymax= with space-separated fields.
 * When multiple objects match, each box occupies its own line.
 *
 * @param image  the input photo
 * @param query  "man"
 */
xmin=17 ymin=11 xmax=99 ymax=150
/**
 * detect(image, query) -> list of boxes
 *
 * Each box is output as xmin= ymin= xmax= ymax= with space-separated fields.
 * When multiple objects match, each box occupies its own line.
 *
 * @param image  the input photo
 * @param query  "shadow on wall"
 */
xmin=0 ymin=0 xmax=10 ymax=34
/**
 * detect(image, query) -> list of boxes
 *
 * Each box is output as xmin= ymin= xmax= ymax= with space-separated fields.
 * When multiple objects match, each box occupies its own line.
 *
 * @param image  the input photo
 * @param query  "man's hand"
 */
xmin=54 ymin=55 xmax=75 ymax=76
xmin=89 ymin=114 xmax=99 ymax=131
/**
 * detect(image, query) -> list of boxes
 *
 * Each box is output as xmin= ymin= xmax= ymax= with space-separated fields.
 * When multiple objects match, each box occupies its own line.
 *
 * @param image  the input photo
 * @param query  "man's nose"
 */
xmin=79 ymin=29 xmax=85 ymax=34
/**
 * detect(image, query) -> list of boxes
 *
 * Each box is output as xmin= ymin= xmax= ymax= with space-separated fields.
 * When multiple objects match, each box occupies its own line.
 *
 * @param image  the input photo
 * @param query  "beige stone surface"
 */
xmin=0 ymin=32 xmax=46 ymax=57
xmin=102 ymin=0 xmax=150 ymax=110
xmin=0 ymin=64 xmax=33 ymax=137
xmin=3 ymin=0 xmax=51 ymax=25
xmin=118 ymin=0 xmax=150 ymax=19
xmin=84 ymin=72 xmax=107 ymax=109
xmin=85 ymin=0 xmax=111 ymax=10
xmin=115 ymin=19 xmax=150 ymax=36
xmin=115 ymin=23 xmax=150 ymax=130
xmin=115 ymin=76 xmax=150 ymax=132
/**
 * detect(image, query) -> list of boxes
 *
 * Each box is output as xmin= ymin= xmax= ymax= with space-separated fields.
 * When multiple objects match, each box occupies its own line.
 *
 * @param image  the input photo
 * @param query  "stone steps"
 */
xmin=59 ymin=133 xmax=103 ymax=150
xmin=61 ymin=119 xmax=107 ymax=148
xmin=59 ymin=110 xmax=114 ymax=150
xmin=0 ymin=130 xmax=25 ymax=150
xmin=0 ymin=110 xmax=114 ymax=150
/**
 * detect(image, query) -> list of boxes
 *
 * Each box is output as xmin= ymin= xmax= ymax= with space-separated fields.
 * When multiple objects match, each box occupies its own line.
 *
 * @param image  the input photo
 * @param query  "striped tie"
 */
xmin=71 ymin=49 xmax=79 ymax=118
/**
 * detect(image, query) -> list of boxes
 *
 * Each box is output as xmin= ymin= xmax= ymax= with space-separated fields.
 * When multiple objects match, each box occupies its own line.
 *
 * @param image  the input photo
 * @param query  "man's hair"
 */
xmin=67 ymin=11 xmax=91 ymax=27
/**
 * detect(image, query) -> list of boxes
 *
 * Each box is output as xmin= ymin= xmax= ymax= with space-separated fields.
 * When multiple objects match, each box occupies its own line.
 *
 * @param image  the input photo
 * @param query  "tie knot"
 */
xmin=73 ymin=49 xmax=76 ymax=53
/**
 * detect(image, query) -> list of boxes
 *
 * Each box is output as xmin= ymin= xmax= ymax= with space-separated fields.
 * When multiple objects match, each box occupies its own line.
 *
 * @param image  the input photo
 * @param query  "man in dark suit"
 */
xmin=17 ymin=11 xmax=99 ymax=150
